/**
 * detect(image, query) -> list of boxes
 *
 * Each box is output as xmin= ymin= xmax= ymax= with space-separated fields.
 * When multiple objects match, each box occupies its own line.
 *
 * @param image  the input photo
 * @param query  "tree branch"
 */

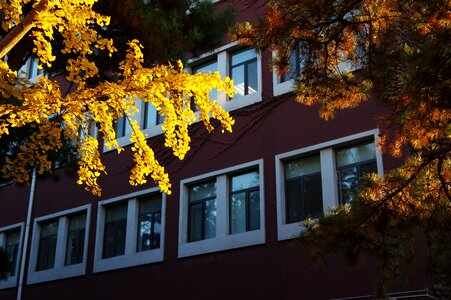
xmin=0 ymin=0 xmax=49 ymax=59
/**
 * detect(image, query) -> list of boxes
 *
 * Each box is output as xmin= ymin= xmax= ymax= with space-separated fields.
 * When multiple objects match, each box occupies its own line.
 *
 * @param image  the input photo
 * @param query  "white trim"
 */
xmin=275 ymin=129 xmax=383 ymax=240
xmin=27 ymin=204 xmax=91 ymax=284
xmin=93 ymin=187 xmax=165 ymax=273
xmin=0 ymin=223 xmax=24 ymax=289
xmin=272 ymin=51 xmax=296 ymax=97
xmin=178 ymin=159 xmax=265 ymax=258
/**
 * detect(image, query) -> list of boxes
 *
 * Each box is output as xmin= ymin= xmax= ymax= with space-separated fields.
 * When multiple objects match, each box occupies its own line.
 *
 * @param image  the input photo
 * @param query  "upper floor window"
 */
xmin=115 ymin=115 xmax=132 ymax=138
xmin=179 ymin=160 xmax=265 ymax=258
xmin=230 ymin=48 xmax=258 ymax=97
xmin=143 ymin=102 xmax=165 ymax=129
xmin=0 ymin=224 xmax=23 ymax=289
xmin=187 ymin=42 xmax=262 ymax=112
xmin=273 ymin=43 xmax=306 ymax=96
xmin=276 ymin=130 xmax=383 ymax=240
xmin=94 ymin=189 xmax=165 ymax=273
xmin=27 ymin=205 xmax=90 ymax=284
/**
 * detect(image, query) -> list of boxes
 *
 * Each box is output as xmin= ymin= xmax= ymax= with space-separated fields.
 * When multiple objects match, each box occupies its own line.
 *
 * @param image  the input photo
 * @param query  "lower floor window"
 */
xmin=285 ymin=155 xmax=323 ymax=223
xmin=336 ymin=142 xmax=377 ymax=204
xmin=103 ymin=202 xmax=127 ymax=259
xmin=4 ymin=229 xmax=21 ymax=277
xmin=188 ymin=181 xmax=217 ymax=242
xmin=230 ymin=171 xmax=260 ymax=234
xmin=137 ymin=195 xmax=162 ymax=252
xmin=28 ymin=205 xmax=90 ymax=284
xmin=36 ymin=220 xmax=58 ymax=271
xmin=179 ymin=160 xmax=265 ymax=257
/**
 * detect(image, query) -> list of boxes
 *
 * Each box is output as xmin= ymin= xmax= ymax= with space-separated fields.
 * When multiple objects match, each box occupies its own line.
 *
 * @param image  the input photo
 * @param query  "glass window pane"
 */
xmin=36 ymin=220 xmax=58 ymax=271
xmin=338 ymin=166 xmax=359 ymax=204
xmin=189 ymin=203 xmax=202 ymax=242
xmin=137 ymin=195 xmax=162 ymax=252
xmin=231 ymin=171 xmax=259 ymax=191
xmin=286 ymin=155 xmax=321 ymax=179
xmin=204 ymin=199 xmax=216 ymax=239
xmin=103 ymin=203 xmax=127 ymax=258
xmin=189 ymin=181 xmax=216 ymax=202
xmin=230 ymin=192 xmax=246 ymax=234
xmin=336 ymin=142 xmax=376 ymax=167
xmin=105 ymin=202 xmax=127 ymax=222
xmin=286 ymin=180 xmax=303 ymax=223
xmin=143 ymin=102 xmax=157 ymax=129
xmin=304 ymin=174 xmax=323 ymax=219
xmin=231 ymin=64 xmax=245 ymax=96
xmin=139 ymin=195 xmax=162 ymax=214
xmin=5 ymin=230 xmax=20 ymax=276
xmin=65 ymin=214 xmax=86 ymax=266
xmin=249 ymin=191 xmax=260 ymax=231
xmin=231 ymin=48 xmax=256 ymax=66
xmin=247 ymin=60 xmax=258 ymax=94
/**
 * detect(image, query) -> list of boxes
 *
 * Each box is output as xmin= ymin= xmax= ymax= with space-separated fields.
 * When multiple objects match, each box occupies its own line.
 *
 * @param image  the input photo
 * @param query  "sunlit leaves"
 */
xmin=0 ymin=1 xmax=235 ymax=196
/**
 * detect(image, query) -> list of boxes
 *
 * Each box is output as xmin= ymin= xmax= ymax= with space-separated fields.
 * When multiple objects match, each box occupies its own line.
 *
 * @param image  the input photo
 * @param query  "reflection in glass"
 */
xmin=337 ymin=142 xmax=377 ymax=204
xmin=188 ymin=181 xmax=216 ymax=242
xmin=230 ymin=170 xmax=260 ymax=234
xmin=65 ymin=213 xmax=86 ymax=266
xmin=285 ymin=155 xmax=323 ymax=223
xmin=5 ymin=229 xmax=20 ymax=276
xmin=230 ymin=48 xmax=258 ymax=97
xmin=137 ymin=195 xmax=162 ymax=252
xmin=103 ymin=202 xmax=127 ymax=258
xmin=36 ymin=220 xmax=59 ymax=271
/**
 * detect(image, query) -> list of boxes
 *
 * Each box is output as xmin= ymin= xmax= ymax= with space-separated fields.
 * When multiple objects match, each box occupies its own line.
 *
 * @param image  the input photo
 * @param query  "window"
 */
xmin=102 ymin=202 xmax=127 ymax=258
xmin=276 ymin=130 xmax=383 ymax=240
xmin=115 ymin=115 xmax=132 ymax=138
xmin=230 ymin=171 xmax=260 ymax=234
xmin=137 ymin=195 xmax=162 ymax=252
xmin=179 ymin=160 xmax=265 ymax=258
xmin=65 ymin=214 xmax=87 ymax=265
xmin=285 ymin=155 xmax=323 ymax=223
xmin=187 ymin=42 xmax=262 ymax=112
xmin=143 ymin=102 xmax=165 ymax=129
xmin=36 ymin=220 xmax=58 ymax=271
xmin=337 ymin=142 xmax=377 ymax=204
xmin=27 ymin=57 xmax=43 ymax=80
xmin=0 ymin=223 xmax=23 ymax=289
xmin=94 ymin=188 xmax=165 ymax=273
xmin=230 ymin=48 xmax=258 ymax=97
xmin=27 ymin=205 xmax=90 ymax=284
xmin=273 ymin=43 xmax=306 ymax=96
xmin=188 ymin=180 xmax=217 ymax=242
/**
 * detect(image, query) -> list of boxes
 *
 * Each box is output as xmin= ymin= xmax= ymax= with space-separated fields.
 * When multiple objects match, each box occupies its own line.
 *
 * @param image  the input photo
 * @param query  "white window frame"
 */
xmin=275 ymin=129 xmax=384 ymax=241
xmin=272 ymin=51 xmax=299 ymax=97
xmin=0 ymin=223 xmax=24 ymax=289
xmin=93 ymin=188 xmax=166 ymax=273
xmin=27 ymin=204 xmax=91 ymax=284
xmin=186 ymin=41 xmax=263 ymax=113
xmin=178 ymin=159 xmax=265 ymax=258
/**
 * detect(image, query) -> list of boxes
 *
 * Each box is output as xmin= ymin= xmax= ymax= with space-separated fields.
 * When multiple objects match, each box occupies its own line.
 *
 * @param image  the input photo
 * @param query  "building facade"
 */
xmin=0 ymin=1 xmax=433 ymax=299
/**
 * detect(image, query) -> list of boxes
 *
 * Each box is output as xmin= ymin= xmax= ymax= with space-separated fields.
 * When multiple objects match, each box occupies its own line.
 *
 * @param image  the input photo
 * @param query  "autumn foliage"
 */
xmin=0 ymin=0 xmax=235 ymax=195
xmin=232 ymin=0 xmax=450 ymax=296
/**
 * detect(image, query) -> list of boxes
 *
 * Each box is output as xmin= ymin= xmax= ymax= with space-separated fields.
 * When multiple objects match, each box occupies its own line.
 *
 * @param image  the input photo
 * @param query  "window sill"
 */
xmin=27 ymin=263 xmax=86 ymax=285
xmin=93 ymin=248 xmax=164 ymax=273
xmin=103 ymin=124 xmax=164 ymax=153
xmin=178 ymin=229 xmax=265 ymax=258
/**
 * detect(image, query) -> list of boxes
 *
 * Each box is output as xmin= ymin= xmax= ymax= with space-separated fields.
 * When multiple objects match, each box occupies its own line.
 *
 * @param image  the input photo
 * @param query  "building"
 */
xmin=0 ymin=1 xmax=434 ymax=299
